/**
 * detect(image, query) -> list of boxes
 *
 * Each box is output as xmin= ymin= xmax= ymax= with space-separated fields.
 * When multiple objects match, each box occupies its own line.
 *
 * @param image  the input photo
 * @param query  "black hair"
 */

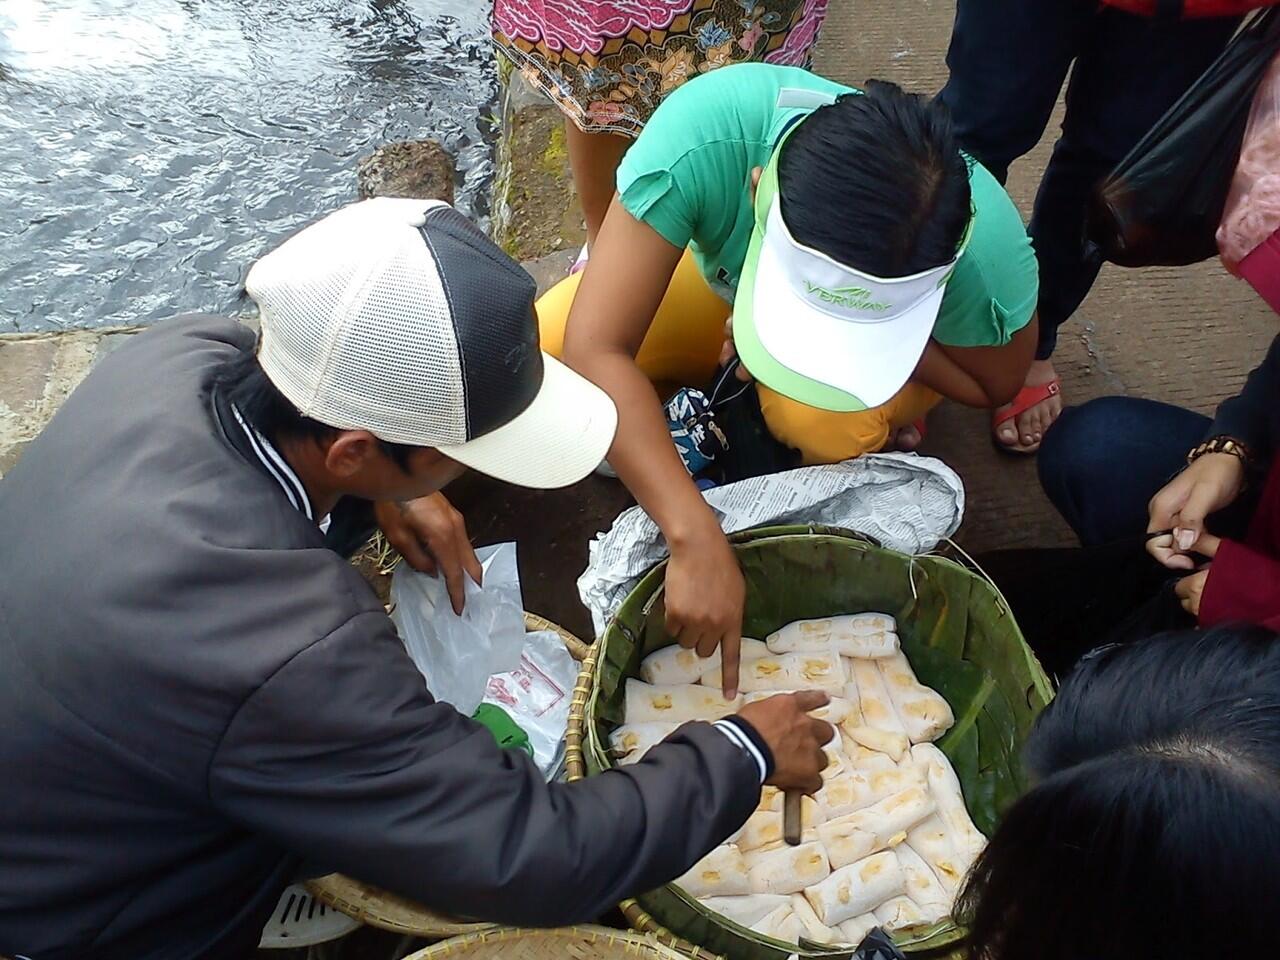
xmin=777 ymin=81 xmax=971 ymax=277
xmin=213 ymin=340 xmax=420 ymax=471
xmin=957 ymin=625 xmax=1280 ymax=960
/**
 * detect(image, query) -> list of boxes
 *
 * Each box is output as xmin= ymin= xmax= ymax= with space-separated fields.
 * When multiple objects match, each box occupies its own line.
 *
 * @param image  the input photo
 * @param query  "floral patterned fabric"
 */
xmin=493 ymin=0 xmax=830 ymax=136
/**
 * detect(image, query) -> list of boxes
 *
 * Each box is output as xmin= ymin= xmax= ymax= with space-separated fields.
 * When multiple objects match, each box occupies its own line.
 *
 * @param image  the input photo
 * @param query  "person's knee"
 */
xmin=1038 ymin=397 xmax=1130 ymax=503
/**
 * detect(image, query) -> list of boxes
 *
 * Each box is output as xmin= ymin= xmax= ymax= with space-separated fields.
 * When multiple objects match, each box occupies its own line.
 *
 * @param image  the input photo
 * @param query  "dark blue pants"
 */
xmin=938 ymin=2 xmax=1240 ymax=359
xmin=977 ymin=397 xmax=1213 ymax=678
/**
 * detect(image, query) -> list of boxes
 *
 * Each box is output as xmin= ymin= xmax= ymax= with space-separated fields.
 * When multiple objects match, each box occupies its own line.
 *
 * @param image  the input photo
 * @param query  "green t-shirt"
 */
xmin=616 ymin=64 xmax=1039 ymax=348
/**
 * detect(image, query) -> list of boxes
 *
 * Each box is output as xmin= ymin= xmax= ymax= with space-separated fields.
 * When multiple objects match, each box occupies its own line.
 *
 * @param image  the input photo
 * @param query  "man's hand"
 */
xmin=1175 ymin=567 xmax=1211 ymax=618
xmin=1147 ymin=453 xmax=1244 ymax=570
xmin=737 ymin=691 xmax=834 ymax=794
xmin=665 ymin=527 xmax=746 ymax=697
xmin=374 ymin=494 xmax=482 ymax=615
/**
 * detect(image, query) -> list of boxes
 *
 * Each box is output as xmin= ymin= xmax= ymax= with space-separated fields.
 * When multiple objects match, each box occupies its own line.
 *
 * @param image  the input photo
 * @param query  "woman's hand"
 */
xmin=1175 ymin=568 xmax=1211 ymax=618
xmin=1146 ymin=453 xmax=1244 ymax=570
xmin=718 ymin=317 xmax=753 ymax=382
xmin=665 ymin=522 xmax=747 ymax=697
xmin=374 ymin=494 xmax=482 ymax=615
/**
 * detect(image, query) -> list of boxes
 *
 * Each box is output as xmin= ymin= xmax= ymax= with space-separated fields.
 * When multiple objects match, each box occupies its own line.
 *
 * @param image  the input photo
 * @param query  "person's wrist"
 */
xmin=713 ymin=716 xmax=774 ymax=783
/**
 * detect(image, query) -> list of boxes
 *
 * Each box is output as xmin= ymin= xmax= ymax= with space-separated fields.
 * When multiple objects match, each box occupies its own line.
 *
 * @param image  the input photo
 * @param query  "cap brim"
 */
xmin=437 ymin=353 xmax=618 ymax=489
xmin=733 ymin=221 xmax=942 ymax=413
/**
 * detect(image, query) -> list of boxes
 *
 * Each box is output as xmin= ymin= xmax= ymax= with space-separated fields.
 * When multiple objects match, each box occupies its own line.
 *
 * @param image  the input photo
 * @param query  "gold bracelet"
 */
xmin=1187 ymin=435 xmax=1253 ymax=469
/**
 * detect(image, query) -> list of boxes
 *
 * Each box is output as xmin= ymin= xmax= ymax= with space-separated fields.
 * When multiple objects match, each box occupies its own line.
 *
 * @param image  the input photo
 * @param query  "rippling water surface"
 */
xmin=0 ymin=0 xmax=495 ymax=332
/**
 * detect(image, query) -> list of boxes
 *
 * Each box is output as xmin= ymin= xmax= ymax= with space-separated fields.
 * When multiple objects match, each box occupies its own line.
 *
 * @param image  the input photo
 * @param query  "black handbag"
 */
xmin=1088 ymin=8 xmax=1280 ymax=266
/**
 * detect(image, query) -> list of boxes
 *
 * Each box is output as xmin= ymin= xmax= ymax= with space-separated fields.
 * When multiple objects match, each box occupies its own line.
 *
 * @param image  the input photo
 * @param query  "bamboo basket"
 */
xmin=307 ymin=612 xmax=589 ymax=940
xmin=568 ymin=525 xmax=1055 ymax=960
xmin=404 ymin=924 xmax=698 ymax=960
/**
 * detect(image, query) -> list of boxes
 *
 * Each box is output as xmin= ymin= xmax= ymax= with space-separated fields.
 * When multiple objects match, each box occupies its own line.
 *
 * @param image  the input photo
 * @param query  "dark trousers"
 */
xmin=979 ymin=397 xmax=1241 ymax=679
xmin=938 ymin=1 xmax=1240 ymax=359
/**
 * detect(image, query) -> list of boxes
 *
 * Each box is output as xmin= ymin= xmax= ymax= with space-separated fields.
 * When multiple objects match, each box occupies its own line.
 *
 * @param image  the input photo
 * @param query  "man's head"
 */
xmin=733 ymin=81 xmax=974 ymax=413
xmin=225 ymin=199 xmax=617 ymax=502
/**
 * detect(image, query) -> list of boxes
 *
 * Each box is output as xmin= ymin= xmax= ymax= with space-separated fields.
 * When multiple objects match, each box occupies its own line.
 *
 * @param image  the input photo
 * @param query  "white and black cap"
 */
xmin=246 ymin=198 xmax=617 ymax=488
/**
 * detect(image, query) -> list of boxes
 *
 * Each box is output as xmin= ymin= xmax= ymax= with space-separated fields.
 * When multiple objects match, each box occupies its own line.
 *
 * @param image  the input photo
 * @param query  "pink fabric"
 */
xmin=1219 ymin=52 xmax=1280 ymax=269
xmin=1239 ymin=231 xmax=1280 ymax=315
xmin=763 ymin=0 xmax=828 ymax=65
xmin=493 ymin=1 xmax=691 ymax=54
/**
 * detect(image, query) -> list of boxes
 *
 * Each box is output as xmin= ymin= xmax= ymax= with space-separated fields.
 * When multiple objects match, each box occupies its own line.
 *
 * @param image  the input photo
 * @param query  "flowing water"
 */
xmin=0 ymin=0 xmax=496 ymax=332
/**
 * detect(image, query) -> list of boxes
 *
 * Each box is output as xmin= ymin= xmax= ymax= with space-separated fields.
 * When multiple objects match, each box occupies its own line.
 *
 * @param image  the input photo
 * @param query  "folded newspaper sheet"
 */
xmin=577 ymin=454 xmax=965 ymax=637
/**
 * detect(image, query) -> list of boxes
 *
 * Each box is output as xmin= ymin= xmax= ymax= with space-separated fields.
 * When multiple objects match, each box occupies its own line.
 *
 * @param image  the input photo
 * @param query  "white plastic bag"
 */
xmin=391 ymin=542 xmax=526 ymax=715
xmin=483 ymin=629 xmax=579 ymax=776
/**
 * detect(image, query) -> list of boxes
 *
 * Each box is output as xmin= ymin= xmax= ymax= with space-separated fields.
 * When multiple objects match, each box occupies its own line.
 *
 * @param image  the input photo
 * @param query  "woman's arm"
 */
xmin=562 ymin=198 xmax=746 ymax=695
xmin=913 ymin=316 xmax=1039 ymax=408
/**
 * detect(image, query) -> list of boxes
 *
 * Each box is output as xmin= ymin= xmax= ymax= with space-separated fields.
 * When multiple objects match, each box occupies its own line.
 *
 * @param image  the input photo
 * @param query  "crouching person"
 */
xmin=0 ymin=199 xmax=832 ymax=960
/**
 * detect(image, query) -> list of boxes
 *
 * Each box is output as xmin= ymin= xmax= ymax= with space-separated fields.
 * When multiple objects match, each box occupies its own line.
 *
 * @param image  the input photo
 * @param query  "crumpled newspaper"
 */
xmin=577 ymin=453 xmax=965 ymax=637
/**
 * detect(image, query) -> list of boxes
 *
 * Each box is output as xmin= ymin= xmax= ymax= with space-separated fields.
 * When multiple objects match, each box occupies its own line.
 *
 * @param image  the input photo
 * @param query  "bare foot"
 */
xmin=993 ymin=359 xmax=1063 ymax=453
xmin=886 ymin=423 xmax=922 ymax=452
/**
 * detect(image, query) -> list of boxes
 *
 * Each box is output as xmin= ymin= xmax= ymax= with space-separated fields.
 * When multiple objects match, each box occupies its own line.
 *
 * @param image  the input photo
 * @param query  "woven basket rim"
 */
xmin=404 ymin=923 xmax=696 ymax=960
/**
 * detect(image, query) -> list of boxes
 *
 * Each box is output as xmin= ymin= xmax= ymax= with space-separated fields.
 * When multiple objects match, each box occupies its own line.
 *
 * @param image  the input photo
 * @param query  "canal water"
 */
xmin=0 ymin=0 xmax=496 ymax=332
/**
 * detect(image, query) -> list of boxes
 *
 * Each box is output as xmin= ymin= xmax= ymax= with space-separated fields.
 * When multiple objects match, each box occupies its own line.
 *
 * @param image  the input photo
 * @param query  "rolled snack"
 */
xmin=905 ymin=818 xmax=968 ymax=895
xmin=705 ymin=652 xmax=846 ymax=695
xmin=747 ymin=840 xmax=831 ymax=895
xmin=766 ymin=616 xmax=899 ymax=659
xmin=849 ymin=659 xmax=908 ymax=735
xmin=698 ymin=894 xmax=789 ymax=929
xmin=755 ymin=790 xmax=825 ymax=825
xmin=836 ymin=913 xmax=879 ymax=946
xmin=741 ymin=692 xmax=856 ymax=727
xmin=821 ymin=727 xmax=847 ymax=780
xmin=845 ymin=744 xmax=898 ymax=772
xmin=819 ymin=765 xmax=925 ymax=823
xmin=873 ymin=895 xmax=926 ymax=930
xmin=842 ymin=785 xmax=936 ymax=853
xmin=642 ymin=639 xmax=769 ymax=685
xmin=608 ymin=722 xmax=679 ymax=760
xmin=849 ymin=613 xmax=897 ymax=635
xmin=895 ymin=844 xmax=953 ymax=920
xmin=803 ymin=851 xmax=906 ymax=926
xmin=843 ymin=725 xmax=910 ymax=762
xmin=817 ymin=810 xmax=878 ymax=870
xmin=791 ymin=893 xmax=840 ymax=943
xmin=675 ymin=845 xmax=751 ymax=897
xmin=752 ymin=904 xmax=802 ymax=942
xmin=911 ymin=743 xmax=986 ymax=859
xmin=625 ymin=679 xmax=741 ymax=723
xmin=877 ymin=653 xmax=955 ymax=743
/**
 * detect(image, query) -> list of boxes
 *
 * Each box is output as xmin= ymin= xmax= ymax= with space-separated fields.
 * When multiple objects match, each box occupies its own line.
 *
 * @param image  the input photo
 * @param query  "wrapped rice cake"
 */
xmin=698 ymin=894 xmax=788 ymax=928
xmin=676 ymin=845 xmax=750 ymax=897
xmin=746 ymin=840 xmax=831 ymax=895
xmin=766 ymin=616 xmax=900 ymax=659
xmin=838 ymin=785 xmax=936 ymax=853
xmin=877 ymin=652 xmax=955 ymax=743
xmin=790 ymin=893 xmax=840 ymax=942
xmin=895 ymin=844 xmax=952 ymax=921
xmin=848 ymin=659 xmax=908 ymax=736
xmin=703 ymin=652 xmax=846 ymax=695
xmin=803 ymin=851 xmax=905 ymax=926
xmin=608 ymin=722 xmax=678 ymax=762
xmin=752 ymin=904 xmax=802 ymax=941
xmin=624 ymin=679 xmax=741 ymax=723
xmin=641 ymin=639 xmax=770 ymax=685
xmin=739 ymin=805 xmax=824 ymax=853
xmin=836 ymin=913 xmax=879 ymax=946
xmin=873 ymin=895 xmax=926 ymax=929
xmin=912 ymin=743 xmax=986 ymax=859
xmin=905 ymin=817 xmax=969 ymax=895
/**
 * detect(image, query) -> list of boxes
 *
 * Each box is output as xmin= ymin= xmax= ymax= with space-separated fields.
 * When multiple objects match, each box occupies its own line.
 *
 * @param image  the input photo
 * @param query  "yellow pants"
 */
xmin=537 ymin=251 xmax=940 ymax=465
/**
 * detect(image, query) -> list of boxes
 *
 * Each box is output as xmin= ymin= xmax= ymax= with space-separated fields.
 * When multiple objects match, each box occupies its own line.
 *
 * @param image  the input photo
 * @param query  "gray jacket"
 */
xmin=0 ymin=316 xmax=760 ymax=960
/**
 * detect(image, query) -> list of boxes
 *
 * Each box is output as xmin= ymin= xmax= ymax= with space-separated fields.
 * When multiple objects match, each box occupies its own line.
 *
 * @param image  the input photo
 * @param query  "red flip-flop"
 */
xmin=992 ymin=379 xmax=1061 ymax=455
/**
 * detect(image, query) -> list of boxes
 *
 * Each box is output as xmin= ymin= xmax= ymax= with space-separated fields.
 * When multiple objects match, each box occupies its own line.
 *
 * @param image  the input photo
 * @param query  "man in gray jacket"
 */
xmin=0 ymin=199 xmax=831 ymax=960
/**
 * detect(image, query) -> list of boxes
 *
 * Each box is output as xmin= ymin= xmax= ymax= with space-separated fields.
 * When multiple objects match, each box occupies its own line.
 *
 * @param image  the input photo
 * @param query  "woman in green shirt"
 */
xmin=543 ymin=64 xmax=1039 ymax=691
